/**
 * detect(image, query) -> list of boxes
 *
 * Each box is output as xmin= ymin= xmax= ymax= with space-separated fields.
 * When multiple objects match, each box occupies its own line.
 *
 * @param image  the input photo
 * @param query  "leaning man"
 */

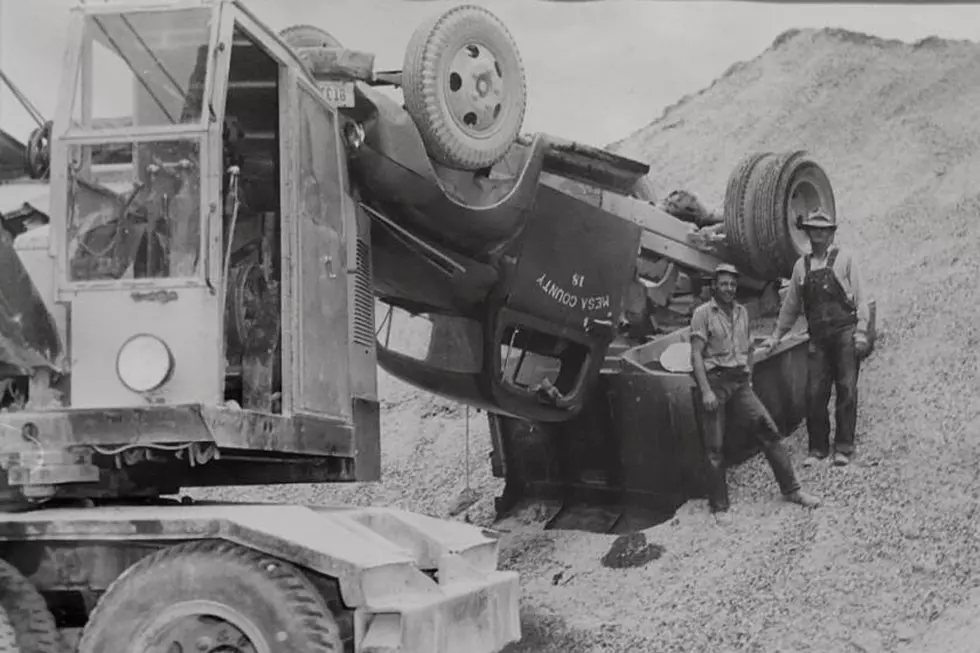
xmin=690 ymin=263 xmax=821 ymax=525
xmin=762 ymin=209 xmax=870 ymax=467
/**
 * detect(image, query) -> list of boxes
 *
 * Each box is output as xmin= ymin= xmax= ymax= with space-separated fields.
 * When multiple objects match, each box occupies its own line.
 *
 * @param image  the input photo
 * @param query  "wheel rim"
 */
xmin=786 ymin=173 xmax=830 ymax=256
xmin=132 ymin=599 xmax=273 ymax=653
xmin=445 ymin=42 xmax=506 ymax=139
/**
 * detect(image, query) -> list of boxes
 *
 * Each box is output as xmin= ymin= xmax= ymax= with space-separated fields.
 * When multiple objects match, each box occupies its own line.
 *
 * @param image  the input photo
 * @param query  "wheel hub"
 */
xmin=133 ymin=600 xmax=271 ymax=653
xmin=156 ymin=616 xmax=255 ymax=653
xmin=447 ymin=43 xmax=505 ymax=137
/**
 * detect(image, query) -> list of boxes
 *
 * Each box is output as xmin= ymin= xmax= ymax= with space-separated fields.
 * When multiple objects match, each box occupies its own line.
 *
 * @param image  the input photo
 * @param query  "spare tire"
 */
xmin=279 ymin=24 xmax=343 ymax=50
xmin=25 ymin=121 xmax=52 ymax=181
xmin=402 ymin=5 xmax=527 ymax=171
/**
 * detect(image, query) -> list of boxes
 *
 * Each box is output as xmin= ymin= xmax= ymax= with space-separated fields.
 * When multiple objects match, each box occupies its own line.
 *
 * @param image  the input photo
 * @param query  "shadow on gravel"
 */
xmin=504 ymin=607 xmax=654 ymax=653
xmin=498 ymin=531 xmax=556 ymax=574
xmin=503 ymin=609 xmax=593 ymax=653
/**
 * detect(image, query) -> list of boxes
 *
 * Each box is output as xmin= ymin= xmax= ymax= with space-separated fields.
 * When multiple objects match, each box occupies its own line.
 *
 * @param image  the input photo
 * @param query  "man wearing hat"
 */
xmin=761 ymin=209 xmax=870 ymax=467
xmin=690 ymin=263 xmax=821 ymax=525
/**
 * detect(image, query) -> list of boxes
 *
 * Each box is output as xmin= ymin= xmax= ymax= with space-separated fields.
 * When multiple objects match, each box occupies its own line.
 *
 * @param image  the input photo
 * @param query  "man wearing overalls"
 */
xmin=762 ymin=210 xmax=870 ymax=467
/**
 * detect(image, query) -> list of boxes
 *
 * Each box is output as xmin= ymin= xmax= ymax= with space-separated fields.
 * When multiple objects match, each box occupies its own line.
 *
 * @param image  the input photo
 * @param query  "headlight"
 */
xmin=116 ymin=334 xmax=174 ymax=393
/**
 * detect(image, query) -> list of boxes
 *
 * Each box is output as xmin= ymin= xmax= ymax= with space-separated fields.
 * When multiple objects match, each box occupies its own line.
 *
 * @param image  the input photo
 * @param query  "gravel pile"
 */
xmin=201 ymin=27 xmax=980 ymax=653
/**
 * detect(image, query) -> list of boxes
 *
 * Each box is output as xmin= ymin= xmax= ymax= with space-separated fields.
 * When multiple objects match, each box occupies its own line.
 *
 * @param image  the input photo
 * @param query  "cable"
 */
xmin=464 ymin=406 xmax=471 ymax=492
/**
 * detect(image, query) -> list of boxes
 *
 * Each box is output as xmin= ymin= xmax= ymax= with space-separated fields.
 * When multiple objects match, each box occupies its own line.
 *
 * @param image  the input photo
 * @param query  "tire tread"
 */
xmin=0 ymin=557 xmax=63 ymax=653
xmin=79 ymin=539 xmax=342 ymax=653
xmin=402 ymin=5 xmax=526 ymax=170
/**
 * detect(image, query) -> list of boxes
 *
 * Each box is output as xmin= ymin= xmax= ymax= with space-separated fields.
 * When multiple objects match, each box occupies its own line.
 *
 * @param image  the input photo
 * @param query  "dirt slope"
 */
xmin=515 ymin=27 xmax=980 ymax=653
xmin=200 ymin=27 xmax=980 ymax=653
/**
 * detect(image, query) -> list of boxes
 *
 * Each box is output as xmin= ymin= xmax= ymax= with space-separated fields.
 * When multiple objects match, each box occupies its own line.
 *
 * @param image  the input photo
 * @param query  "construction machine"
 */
xmin=0 ymin=2 xmax=543 ymax=651
xmin=0 ymin=0 xmax=878 ymax=650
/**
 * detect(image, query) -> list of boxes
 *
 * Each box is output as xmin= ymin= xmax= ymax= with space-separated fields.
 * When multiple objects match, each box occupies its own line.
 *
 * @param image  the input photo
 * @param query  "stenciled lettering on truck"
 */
xmin=535 ymin=272 xmax=612 ymax=315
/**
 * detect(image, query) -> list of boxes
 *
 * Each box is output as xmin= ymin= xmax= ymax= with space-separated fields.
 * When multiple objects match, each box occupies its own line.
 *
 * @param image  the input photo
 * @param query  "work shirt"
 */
xmin=775 ymin=245 xmax=869 ymax=337
xmin=689 ymin=297 xmax=751 ymax=372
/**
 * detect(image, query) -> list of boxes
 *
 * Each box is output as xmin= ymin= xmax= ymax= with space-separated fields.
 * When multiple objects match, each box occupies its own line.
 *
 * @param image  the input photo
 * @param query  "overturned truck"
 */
xmin=486 ymin=152 xmax=878 ymax=534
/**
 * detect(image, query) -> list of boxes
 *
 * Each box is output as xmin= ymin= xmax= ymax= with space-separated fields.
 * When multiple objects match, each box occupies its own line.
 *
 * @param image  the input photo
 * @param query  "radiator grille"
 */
xmin=352 ymin=237 xmax=375 ymax=348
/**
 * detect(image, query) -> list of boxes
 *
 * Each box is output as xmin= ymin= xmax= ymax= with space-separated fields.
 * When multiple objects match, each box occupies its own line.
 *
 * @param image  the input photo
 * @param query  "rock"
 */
xmin=600 ymin=532 xmax=665 ymax=569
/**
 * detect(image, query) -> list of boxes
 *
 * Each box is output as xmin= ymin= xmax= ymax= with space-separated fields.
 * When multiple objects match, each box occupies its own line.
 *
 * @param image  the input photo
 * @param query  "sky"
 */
xmin=1 ymin=0 xmax=980 ymax=149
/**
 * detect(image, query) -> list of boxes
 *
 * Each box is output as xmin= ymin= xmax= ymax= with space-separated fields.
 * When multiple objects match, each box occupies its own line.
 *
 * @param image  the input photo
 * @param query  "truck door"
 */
xmin=283 ymin=75 xmax=354 ymax=421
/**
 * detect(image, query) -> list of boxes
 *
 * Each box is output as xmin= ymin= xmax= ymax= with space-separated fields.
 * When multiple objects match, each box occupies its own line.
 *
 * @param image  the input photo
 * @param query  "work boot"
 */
xmin=802 ymin=452 xmax=826 ymax=468
xmin=784 ymin=490 xmax=821 ymax=508
xmin=833 ymin=452 xmax=851 ymax=467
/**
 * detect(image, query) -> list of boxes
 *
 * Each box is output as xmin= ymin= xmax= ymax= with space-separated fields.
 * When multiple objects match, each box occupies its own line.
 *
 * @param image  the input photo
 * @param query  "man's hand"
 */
xmin=702 ymin=389 xmax=719 ymax=412
xmin=759 ymin=334 xmax=781 ymax=354
xmin=854 ymin=331 xmax=871 ymax=359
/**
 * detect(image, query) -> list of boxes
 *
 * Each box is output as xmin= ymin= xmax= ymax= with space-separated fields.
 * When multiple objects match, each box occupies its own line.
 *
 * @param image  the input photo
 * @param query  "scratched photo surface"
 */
xmin=3 ymin=1 xmax=980 ymax=652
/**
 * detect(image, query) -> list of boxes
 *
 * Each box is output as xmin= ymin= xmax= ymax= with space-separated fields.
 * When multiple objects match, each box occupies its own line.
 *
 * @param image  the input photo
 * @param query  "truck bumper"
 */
xmin=356 ymin=566 xmax=521 ymax=653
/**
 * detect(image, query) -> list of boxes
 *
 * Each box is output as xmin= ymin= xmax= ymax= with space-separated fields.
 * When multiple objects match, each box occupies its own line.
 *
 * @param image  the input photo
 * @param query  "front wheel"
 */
xmin=402 ymin=5 xmax=527 ymax=171
xmin=77 ymin=540 xmax=344 ymax=653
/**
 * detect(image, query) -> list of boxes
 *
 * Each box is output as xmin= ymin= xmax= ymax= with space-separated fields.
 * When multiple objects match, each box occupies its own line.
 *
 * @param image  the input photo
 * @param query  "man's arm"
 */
xmin=743 ymin=308 xmax=757 ymax=373
xmin=689 ymin=309 xmax=716 ymax=409
xmin=844 ymin=252 xmax=869 ymax=336
xmin=691 ymin=339 xmax=717 ymax=412
xmin=772 ymin=259 xmax=804 ymax=340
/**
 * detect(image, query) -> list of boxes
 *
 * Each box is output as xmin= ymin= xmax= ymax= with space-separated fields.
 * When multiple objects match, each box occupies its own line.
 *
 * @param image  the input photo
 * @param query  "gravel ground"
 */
xmin=201 ymin=27 xmax=980 ymax=653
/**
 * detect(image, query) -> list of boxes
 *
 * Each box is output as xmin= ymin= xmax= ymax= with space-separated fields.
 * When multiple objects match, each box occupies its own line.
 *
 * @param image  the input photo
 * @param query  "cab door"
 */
xmin=281 ymin=71 xmax=354 ymax=422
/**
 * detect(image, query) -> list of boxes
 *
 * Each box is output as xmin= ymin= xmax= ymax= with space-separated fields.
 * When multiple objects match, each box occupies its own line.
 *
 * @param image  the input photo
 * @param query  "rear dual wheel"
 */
xmin=723 ymin=151 xmax=836 ymax=280
xmin=78 ymin=540 xmax=344 ymax=653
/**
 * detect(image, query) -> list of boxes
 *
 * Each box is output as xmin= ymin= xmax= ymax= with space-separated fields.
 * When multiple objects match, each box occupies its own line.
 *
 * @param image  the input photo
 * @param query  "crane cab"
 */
xmin=1 ymin=0 xmax=380 ymax=503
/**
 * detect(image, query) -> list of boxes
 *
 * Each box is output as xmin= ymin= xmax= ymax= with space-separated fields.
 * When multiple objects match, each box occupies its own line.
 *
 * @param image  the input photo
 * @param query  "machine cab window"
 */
xmin=61 ymin=7 xmax=213 ymax=285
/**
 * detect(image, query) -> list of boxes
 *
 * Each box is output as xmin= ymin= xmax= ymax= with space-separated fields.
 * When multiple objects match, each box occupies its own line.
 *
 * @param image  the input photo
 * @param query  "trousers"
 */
xmin=698 ymin=367 xmax=801 ymax=512
xmin=806 ymin=325 xmax=859 ymax=456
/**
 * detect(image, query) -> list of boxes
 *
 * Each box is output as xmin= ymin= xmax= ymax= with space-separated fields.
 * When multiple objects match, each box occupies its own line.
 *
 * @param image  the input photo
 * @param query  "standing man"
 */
xmin=690 ymin=263 xmax=821 ymax=525
xmin=761 ymin=209 xmax=870 ymax=467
